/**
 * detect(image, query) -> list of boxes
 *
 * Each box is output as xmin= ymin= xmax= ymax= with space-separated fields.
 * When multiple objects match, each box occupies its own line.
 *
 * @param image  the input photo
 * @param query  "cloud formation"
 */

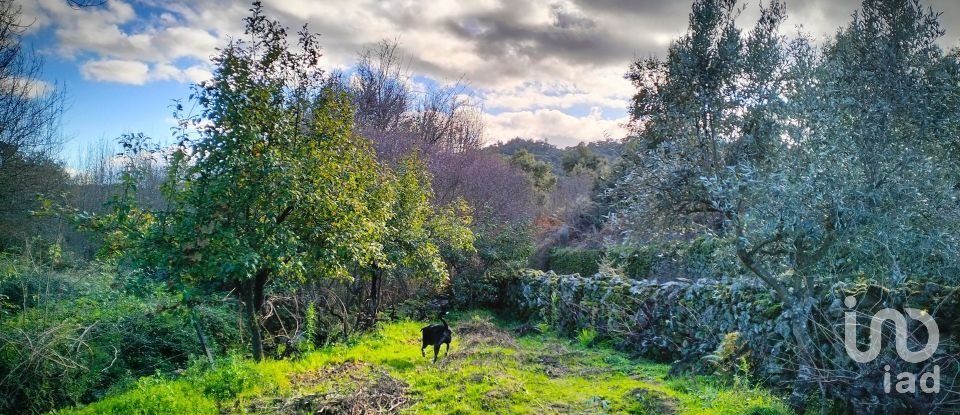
xmin=485 ymin=107 xmax=628 ymax=148
xmin=80 ymin=59 xmax=150 ymax=84
xmin=19 ymin=0 xmax=960 ymax=145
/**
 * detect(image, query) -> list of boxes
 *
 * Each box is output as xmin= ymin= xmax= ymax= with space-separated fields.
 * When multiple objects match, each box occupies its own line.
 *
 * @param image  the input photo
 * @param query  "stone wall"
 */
xmin=510 ymin=270 xmax=960 ymax=412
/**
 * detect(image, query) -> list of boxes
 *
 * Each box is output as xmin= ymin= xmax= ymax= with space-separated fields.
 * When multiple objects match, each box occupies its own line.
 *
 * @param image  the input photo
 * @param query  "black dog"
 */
xmin=421 ymin=312 xmax=452 ymax=363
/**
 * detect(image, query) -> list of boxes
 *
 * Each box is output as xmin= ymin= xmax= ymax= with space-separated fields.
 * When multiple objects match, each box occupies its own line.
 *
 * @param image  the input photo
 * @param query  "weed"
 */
xmin=576 ymin=327 xmax=598 ymax=347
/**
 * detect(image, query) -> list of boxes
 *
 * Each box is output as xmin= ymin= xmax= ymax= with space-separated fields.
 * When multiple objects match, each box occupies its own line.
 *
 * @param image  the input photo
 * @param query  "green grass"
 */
xmin=54 ymin=310 xmax=792 ymax=414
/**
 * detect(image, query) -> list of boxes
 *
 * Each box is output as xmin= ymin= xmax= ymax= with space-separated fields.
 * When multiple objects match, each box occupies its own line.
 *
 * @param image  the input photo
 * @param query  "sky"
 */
xmin=17 ymin=0 xmax=960 ymax=167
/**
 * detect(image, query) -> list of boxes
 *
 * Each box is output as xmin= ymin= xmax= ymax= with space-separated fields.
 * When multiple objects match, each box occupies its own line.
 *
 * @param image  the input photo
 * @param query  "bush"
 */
xmin=0 ymin=256 xmax=238 ymax=414
xmin=198 ymin=357 xmax=261 ymax=401
xmin=604 ymin=244 xmax=656 ymax=278
xmin=603 ymin=236 xmax=739 ymax=280
xmin=547 ymin=247 xmax=601 ymax=276
xmin=450 ymin=223 xmax=534 ymax=307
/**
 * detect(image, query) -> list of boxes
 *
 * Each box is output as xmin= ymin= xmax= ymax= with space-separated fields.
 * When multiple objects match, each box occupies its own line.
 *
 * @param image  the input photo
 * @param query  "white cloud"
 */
xmin=38 ymin=0 xmax=911 ymax=144
xmin=485 ymin=107 xmax=627 ymax=147
xmin=22 ymin=0 xmax=216 ymax=63
xmin=0 ymin=77 xmax=55 ymax=98
xmin=151 ymin=63 xmax=182 ymax=82
xmin=26 ymin=79 xmax=53 ymax=98
xmin=80 ymin=59 xmax=210 ymax=86
xmin=22 ymin=0 xmax=223 ymax=87
xmin=182 ymin=65 xmax=213 ymax=84
xmin=23 ymin=0 xmax=646 ymax=143
xmin=80 ymin=59 xmax=150 ymax=85
xmin=482 ymin=79 xmax=630 ymax=111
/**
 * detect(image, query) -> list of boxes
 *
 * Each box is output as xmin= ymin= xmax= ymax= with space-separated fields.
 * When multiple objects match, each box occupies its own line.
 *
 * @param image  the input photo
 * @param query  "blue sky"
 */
xmin=19 ymin=0 xmax=960 ymax=167
xmin=48 ymin=57 xmax=192 ymax=165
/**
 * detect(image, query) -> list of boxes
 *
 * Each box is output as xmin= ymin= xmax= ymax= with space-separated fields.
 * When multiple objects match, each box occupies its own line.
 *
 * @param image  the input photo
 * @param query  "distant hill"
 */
xmin=489 ymin=138 xmax=623 ymax=174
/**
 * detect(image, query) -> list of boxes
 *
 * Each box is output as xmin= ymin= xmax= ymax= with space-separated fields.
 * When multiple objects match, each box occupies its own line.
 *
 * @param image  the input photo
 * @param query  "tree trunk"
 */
xmin=190 ymin=306 xmax=215 ymax=365
xmin=253 ymin=268 xmax=269 ymax=310
xmin=367 ymin=268 xmax=381 ymax=328
xmin=787 ymin=296 xmax=821 ymax=414
xmin=242 ymin=279 xmax=264 ymax=361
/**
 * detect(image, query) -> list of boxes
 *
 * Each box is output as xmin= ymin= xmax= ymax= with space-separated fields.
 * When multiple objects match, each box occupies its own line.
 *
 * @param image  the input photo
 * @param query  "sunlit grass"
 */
xmin=55 ymin=310 xmax=792 ymax=414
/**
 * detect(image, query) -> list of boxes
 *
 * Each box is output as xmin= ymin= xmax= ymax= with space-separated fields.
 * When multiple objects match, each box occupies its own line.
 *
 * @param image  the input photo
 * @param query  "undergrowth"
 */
xmin=55 ymin=310 xmax=792 ymax=414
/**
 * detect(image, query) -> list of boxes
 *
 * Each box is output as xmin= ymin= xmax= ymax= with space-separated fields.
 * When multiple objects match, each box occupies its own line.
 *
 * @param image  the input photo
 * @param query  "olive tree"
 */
xmin=612 ymin=0 xmax=770 ymax=237
xmin=617 ymin=0 xmax=960 ymax=410
xmin=700 ymin=0 xmax=960 ymax=410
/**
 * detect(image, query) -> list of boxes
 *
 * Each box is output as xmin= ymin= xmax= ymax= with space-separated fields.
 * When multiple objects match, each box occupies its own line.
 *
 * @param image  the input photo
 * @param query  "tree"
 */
xmin=560 ymin=143 xmax=607 ymax=178
xmin=413 ymin=84 xmax=484 ymax=152
xmin=432 ymin=149 xmax=537 ymax=225
xmin=619 ymin=0 xmax=958 ymax=410
xmin=362 ymin=154 xmax=474 ymax=327
xmin=351 ymin=39 xmax=411 ymax=136
xmin=143 ymin=2 xmax=387 ymax=361
xmin=809 ymin=0 xmax=960 ymax=288
xmin=340 ymin=39 xmax=486 ymax=161
xmin=0 ymin=0 xmax=66 ymax=250
xmin=611 ymin=0 xmax=752 ymax=238
xmin=610 ymin=0 xmax=781 ymax=237
xmin=510 ymin=149 xmax=557 ymax=205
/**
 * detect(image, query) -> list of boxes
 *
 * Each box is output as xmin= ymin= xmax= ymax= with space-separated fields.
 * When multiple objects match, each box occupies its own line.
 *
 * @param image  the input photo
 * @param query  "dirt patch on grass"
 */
xmin=440 ymin=317 xmax=519 ymax=370
xmin=628 ymin=387 xmax=679 ymax=415
xmin=288 ymin=361 xmax=366 ymax=389
xmin=468 ymin=372 xmax=489 ymax=383
xmin=521 ymin=344 xmax=605 ymax=378
xmin=530 ymin=353 xmax=573 ymax=377
xmin=249 ymin=362 xmax=413 ymax=414
xmin=454 ymin=317 xmax=516 ymax=349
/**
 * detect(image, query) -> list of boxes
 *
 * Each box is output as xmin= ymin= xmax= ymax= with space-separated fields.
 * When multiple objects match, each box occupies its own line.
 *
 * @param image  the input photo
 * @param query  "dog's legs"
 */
xmin=421 ymin=341 xmax=427 ymax=357
xmin=433 ymin=343 xmax=441 ymax=363
xmin=445 ymin=342 xmax=450 ymax=355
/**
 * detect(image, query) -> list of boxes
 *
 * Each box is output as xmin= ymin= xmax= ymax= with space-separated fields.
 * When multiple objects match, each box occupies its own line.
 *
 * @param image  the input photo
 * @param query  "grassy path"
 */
xmin=57 ymin=311 xmax=791 ymax=414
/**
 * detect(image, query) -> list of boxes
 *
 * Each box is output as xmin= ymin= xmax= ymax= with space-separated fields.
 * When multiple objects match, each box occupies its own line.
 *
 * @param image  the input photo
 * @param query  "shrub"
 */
xmin=547 ymin=247 xmax=600 ymax=276
xmin=450 ymin=223 xmax=534 ymax=307
xmin=604 ymin=244 xmax=656 ymax=278
xmin=603 ymin=236 xmax=740 ymax=281
xmin=199 ymin=357 xmax=261 ymax=401
xmin=0 ymin=256 xmax=237 ymax=413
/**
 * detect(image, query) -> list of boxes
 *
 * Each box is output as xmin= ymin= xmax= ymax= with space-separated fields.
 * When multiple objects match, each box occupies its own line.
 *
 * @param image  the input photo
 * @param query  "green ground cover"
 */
xmin=56 ymin=311 xmax=791 ymax=414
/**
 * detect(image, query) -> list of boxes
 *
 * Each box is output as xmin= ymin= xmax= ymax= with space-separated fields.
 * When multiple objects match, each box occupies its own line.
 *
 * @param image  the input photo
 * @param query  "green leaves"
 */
xmin=615 ymin=0 xmax=960 ymax=290
xmin=510 ymin=150 xmax=557 ymax=205
xmin=613 ymin=1 xmax=793 ymax=238
xmin=376 ymin=154 xmax=475 ymax=285
xmin=155 ymin=5 xmax=387 ymax=289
